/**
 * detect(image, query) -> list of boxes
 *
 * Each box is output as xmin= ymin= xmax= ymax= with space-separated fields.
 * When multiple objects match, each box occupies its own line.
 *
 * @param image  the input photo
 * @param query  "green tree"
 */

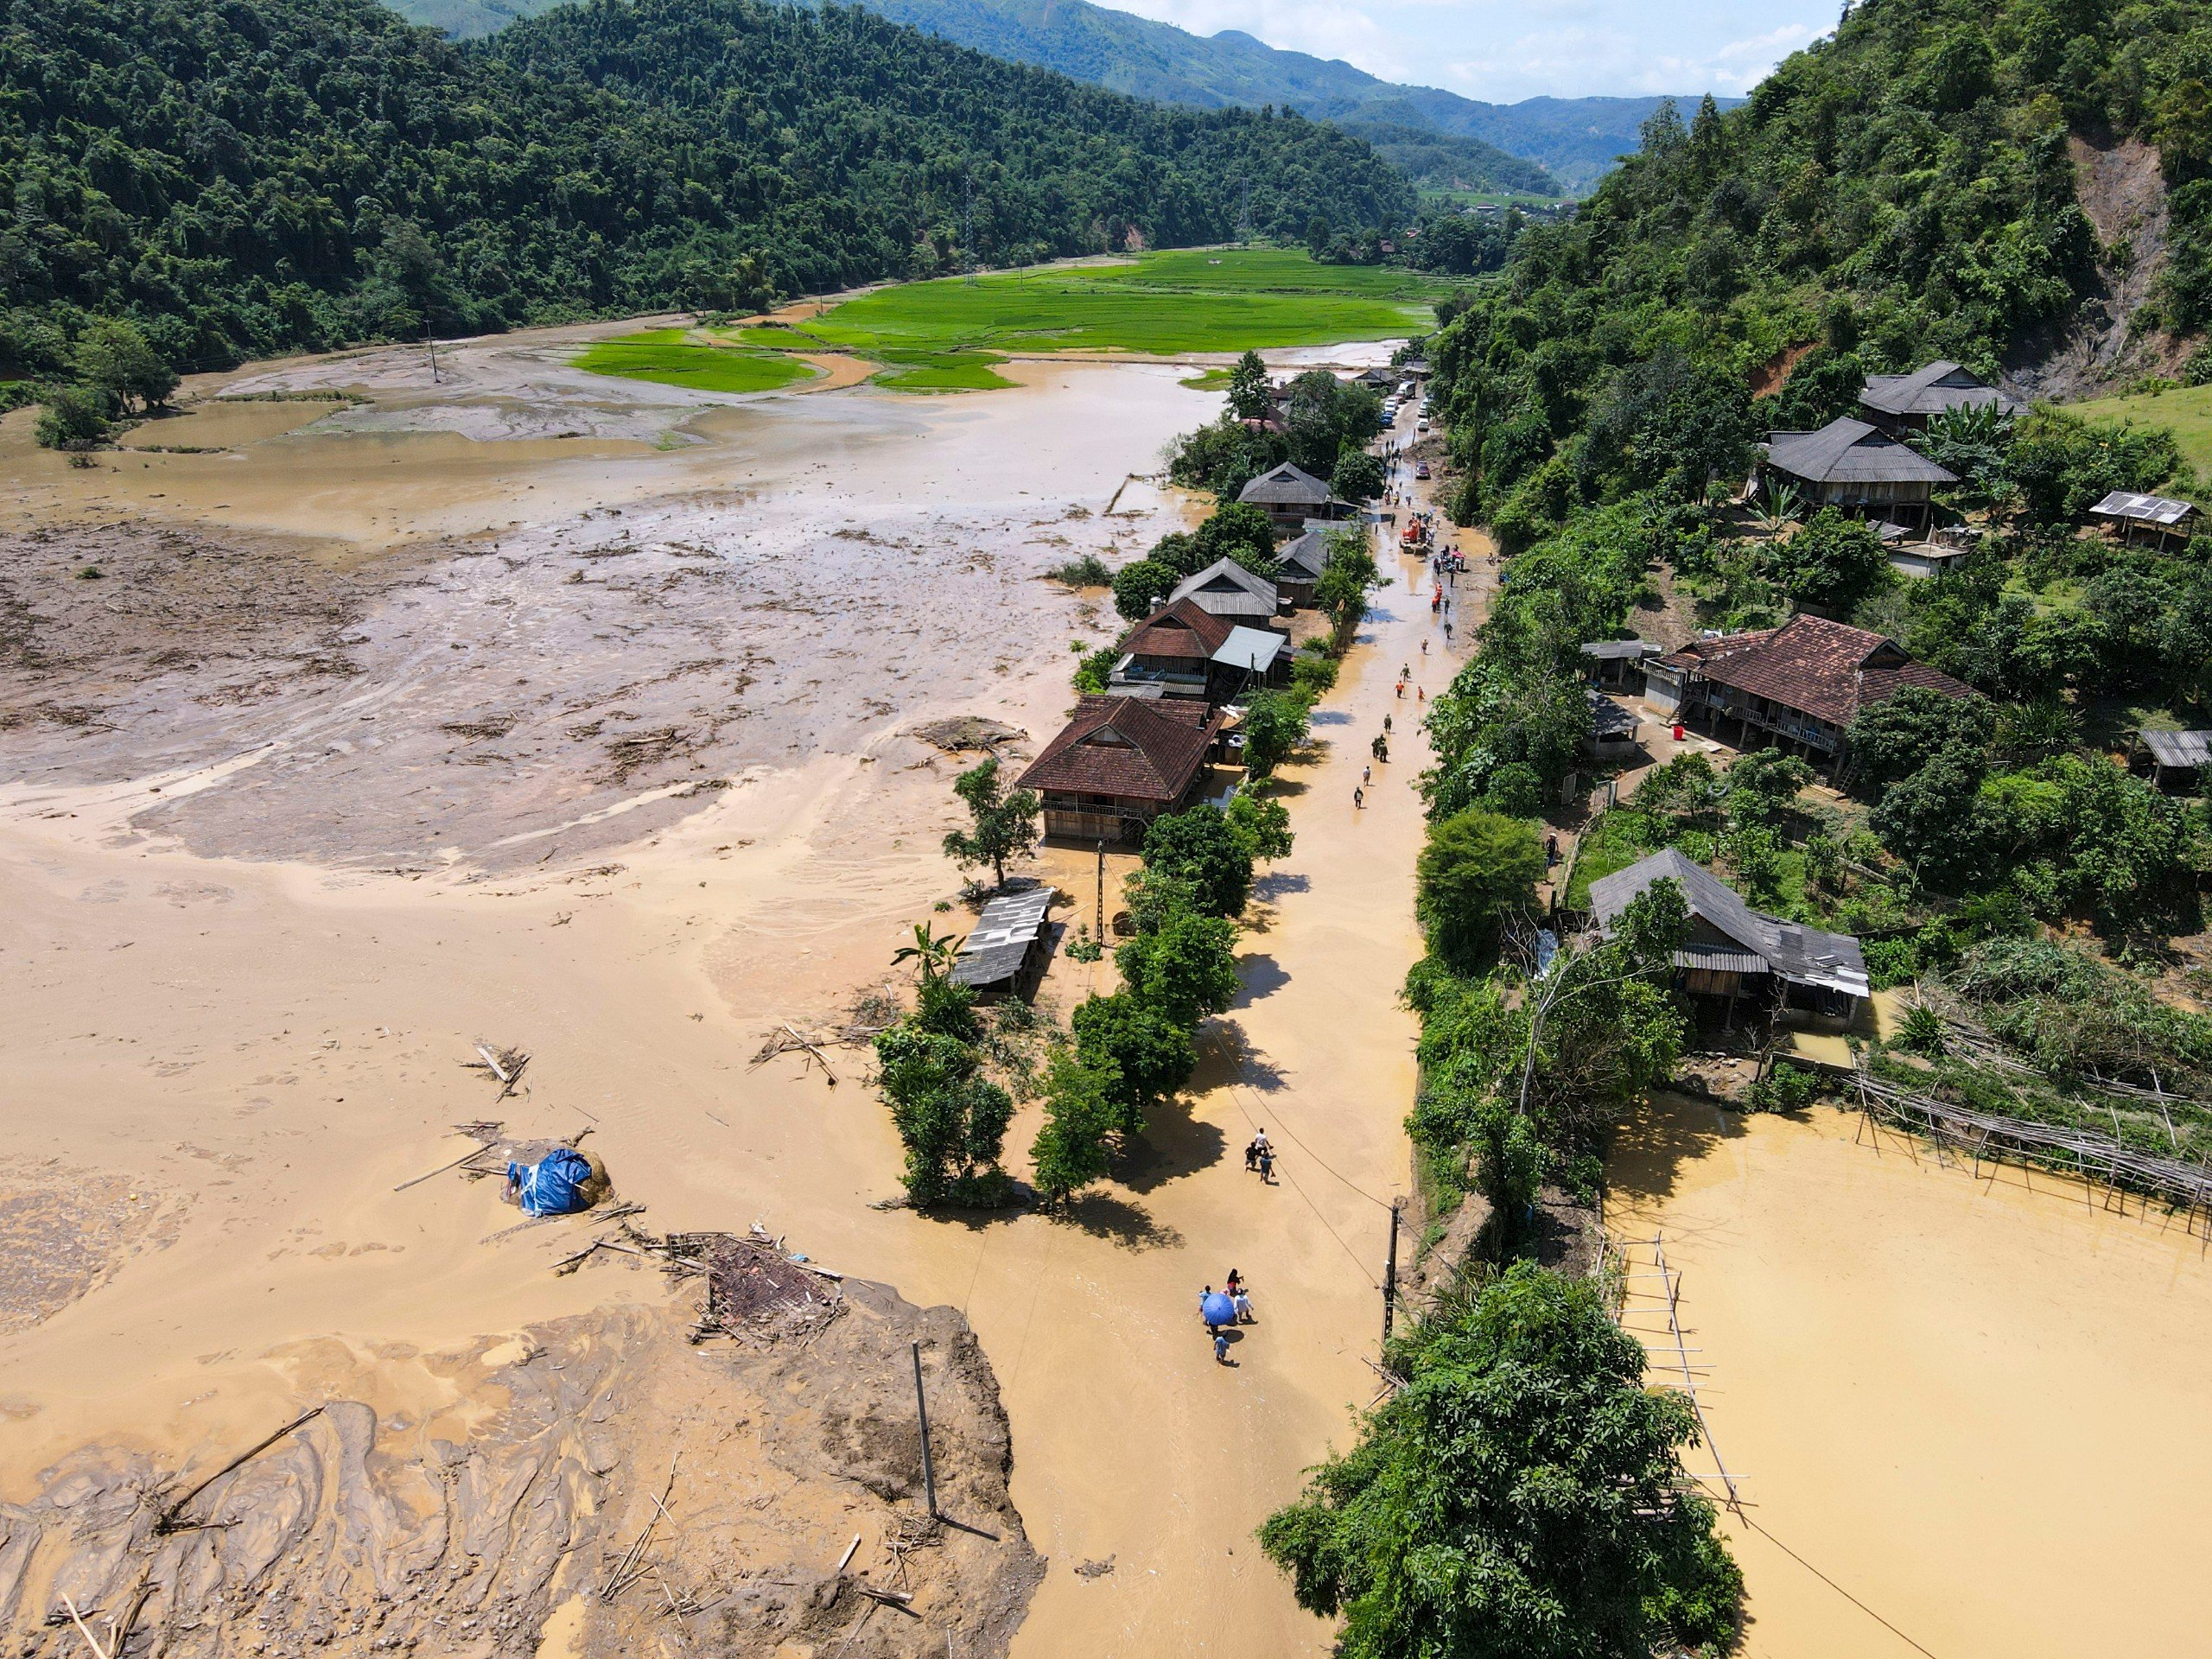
xmin=1112 ymin=558 xmax=1174 ymax=621
xmin=1071 ymin=991 xmax=1196 ymax=1131
xmin=1332 ymin=448 xmax=1386 ymax=502
xmin=1765 ymin=507 xmax=1890 ymax=614
xmin=1845 ymin=687 xmax=1994 ymax=791
xmin=1116 ymin=904 xmax=1240 ymax=1027
xmin=1141 ymin=805 xmax=1255 ymax=917
xmin=33 ymin=388 xmax=112 ymax=451
xmin=874 ymin=1017 xmax=1014 ymax=1207
xmin=1225 ymin=789 xmax=1294 ymax=862
xmin=69 ymin=319 xmax=176 ymax=415
xmin=1259 ymin=1262 xmax=1741 ymax=1659
xmin=1196 ymin=502 xmax=1279 ymax=574
xmin=1414 ymin=809 xmax=1543 ymax=969
xmin=1240 ymin=690 xmax=1311 ymax=779
xmin=1314 ymin=530 xmax=1382 ymax=646
xmin=943 ymin=758 xmax=1039 ymax=887
xmin=1028 ymin=1049 xmax=1121 ymax=1204
xmin=1229 ymin=349 xmax=1273 ymax=422
xmin=1721 ymin=747 xmax=1813 ymax=828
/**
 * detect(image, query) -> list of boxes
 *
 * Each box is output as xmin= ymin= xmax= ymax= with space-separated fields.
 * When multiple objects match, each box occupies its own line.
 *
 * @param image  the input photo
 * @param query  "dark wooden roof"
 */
xmin=1859 ymin=361 xmax=2019 ymax=419
xmin=1017 ymin=696 xmax=1221 ymax=804
xmin=1276 ymin=528 xmax=1332 ymax=580
xmin=1238 ymin=462 xmax=1334 ymax=507
xmin=1658 ymin=613 xmax=1967 ymax=727
xmin=1121 ymin=597 xmax=1238 ymax=663
xmin=1764 ymin=417 xmax=1957 ymax=486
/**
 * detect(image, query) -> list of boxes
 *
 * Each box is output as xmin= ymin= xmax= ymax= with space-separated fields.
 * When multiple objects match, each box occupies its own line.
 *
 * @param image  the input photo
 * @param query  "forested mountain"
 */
xmin=379 ymin=0 xmax=1726 ymax=194
xmin=0 ymin=0 xmax=1411 ymax=374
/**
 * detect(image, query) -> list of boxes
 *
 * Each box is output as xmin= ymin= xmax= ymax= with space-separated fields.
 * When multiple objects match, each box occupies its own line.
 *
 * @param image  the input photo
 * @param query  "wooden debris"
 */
xmin=57 ymin=1593 xmax=111 ymax=1659
xmin=461 ymin=1041 xmax=531 ymax=1101
xmin=157 ymin=1407 xmax=327 ymax=1534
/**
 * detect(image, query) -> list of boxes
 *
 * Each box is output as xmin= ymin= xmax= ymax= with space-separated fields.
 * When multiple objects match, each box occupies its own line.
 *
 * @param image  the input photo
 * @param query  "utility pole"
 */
xmin=1094 ymin=840 xmax=1105 ymax=945
xmin=1381 ymin=1198 xmax=1402 ymax=1344
xmin=911 ymin=1341 xmax=938 ymax=1518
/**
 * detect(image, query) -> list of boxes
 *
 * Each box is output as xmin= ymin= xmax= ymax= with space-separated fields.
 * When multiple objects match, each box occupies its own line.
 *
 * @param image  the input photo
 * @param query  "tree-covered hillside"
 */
xmin=0 ymin=0 xmax=1413 ymax=373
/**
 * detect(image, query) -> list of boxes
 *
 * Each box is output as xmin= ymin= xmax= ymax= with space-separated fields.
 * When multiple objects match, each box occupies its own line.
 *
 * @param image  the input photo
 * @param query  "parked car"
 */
xmin=1415 ymin=461 xmax=1432 ymax=480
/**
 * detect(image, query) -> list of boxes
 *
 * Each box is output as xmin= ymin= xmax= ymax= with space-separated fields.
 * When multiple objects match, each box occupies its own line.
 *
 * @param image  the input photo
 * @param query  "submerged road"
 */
xmin=975 ymin=414 xmax=1488 ymax=1658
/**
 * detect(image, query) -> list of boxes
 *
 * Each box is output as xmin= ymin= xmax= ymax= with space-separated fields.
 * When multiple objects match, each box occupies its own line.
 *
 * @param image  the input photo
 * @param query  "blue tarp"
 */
xmin=510 ymin=1147 xmax=595 ymax=1217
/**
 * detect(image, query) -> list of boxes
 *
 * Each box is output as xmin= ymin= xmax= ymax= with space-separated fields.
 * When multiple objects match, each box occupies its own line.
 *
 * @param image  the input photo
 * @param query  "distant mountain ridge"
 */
xmin=379 ymin=0 xmax=1738 ymax=194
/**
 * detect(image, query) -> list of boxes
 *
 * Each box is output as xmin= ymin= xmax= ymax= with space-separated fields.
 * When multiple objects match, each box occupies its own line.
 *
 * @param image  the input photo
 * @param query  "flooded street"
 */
xmin=1611 ymin=1094 xmax=2212 ymax=1657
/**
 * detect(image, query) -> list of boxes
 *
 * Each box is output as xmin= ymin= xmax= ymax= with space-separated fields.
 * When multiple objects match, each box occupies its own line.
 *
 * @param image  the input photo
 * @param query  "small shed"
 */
xmin=2137 ymin=729 xmax=2212 ymax=792
xmin=2090 ymin=491 xmax=2197 ymax=549
xmin=950 ymin=887 xmax=1057 ymax=1000
xmin=1583 ymin=688 xmax=1640 ymax=760
xmin=1580 ymin=638 xmax=1661 ymax=690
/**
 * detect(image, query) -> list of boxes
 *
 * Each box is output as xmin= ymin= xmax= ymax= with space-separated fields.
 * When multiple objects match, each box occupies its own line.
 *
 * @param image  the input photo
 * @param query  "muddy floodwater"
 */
xmin=1611 ymin=1095 xmax=2212 ymax=1658
xmin=0 ymin=321 xmax=1439 ymax=1657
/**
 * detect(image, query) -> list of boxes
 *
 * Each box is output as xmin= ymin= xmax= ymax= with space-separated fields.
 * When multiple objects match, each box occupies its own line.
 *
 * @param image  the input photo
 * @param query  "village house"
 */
xmin=1643 ymin=613 xmax=1967 ymax=766
xmin=1018 ymin=695 xmax=1224 ymax=844
xmin=1239 ymin=461 xmax=1354 ymax=531
xmin=1109 ymin=597 xmax=1290 ymax=703
xmin=1167 ymin=556 xmax=1281 ymax=620
xmin=1591 ymin=849 xmax=1870 ymax=1033
xmin=1274 ymin=526 xmax=1332 ymax=607
xmin=2134 ymin=729 xmax=2212 ymax=793
xmin=1758 ymin=416 xmax=1957 ymax=537
xmin=1858 ymin=360 xmax=2018 ymax=434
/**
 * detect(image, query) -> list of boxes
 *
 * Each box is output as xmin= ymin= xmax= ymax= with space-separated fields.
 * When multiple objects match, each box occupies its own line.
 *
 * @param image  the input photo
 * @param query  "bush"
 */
xmin=1240 ymin=690 xmax=1311 ymax=779
xmin=1073 ymin=645 xmax=1118 ymax=694
xmin=1028 ymin=1050 xmax=1120 ymax=1204
xmin=34 ymin=387 xmax=112 ymax=451
xmin=1141 ymin=805 xmax=1254 ymax=918
xmin=1051 ymin=553 xmax=1111 ymax=587
xmin=1745 ymin=1058 xmax=1819 ymax=1112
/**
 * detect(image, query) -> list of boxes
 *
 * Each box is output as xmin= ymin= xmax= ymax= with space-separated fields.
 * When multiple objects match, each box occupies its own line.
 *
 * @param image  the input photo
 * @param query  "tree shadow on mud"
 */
xmin=1049 ymin=1189 xmax=1185 ymax=1252
xmin=1114 ymin=1092 xmax=1228 ymax=1192
xmin=1231 ymin=953 xmax=1289 ymax=1008
xmin=1253 ymin=871 xmax=1310 ymax=901
xmin=1607 ymin=1089 xmax=1753 ymax=1205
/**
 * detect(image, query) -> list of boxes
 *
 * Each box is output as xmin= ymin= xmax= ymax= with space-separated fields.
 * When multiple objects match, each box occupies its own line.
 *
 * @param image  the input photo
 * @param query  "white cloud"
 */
xmin=1082 ymin=0 xmax=1832 ymax=103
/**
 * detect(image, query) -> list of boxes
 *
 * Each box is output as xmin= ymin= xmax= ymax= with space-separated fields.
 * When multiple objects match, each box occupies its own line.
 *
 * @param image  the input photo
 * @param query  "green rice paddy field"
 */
xmin=572 ymin=248 xmax=1447 ymax=394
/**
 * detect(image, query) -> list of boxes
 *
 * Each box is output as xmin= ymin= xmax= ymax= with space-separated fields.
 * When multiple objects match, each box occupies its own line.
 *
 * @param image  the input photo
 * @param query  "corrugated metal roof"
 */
xmin=1580 ymin=639 xmax=1661 ymax=659
xmin=1674 ymin=945 xmax=1768 ymax=975
xmin=1590 ymin=849 xmax=1870 ymax=998
xmin=2090 ymin=490 xmax=2197 ymax=526
xmin=1212 ymin=626 xmax=1287 ymax=670
xmin=1238 ymin=462 xmax=1333 ymax=506
xmin=2142 ymin=729 xmax=2212 ymax=768
xmin=950 ymin=887 xmax=1055 ymax=989
xmin=1169 ymin=557 xmax=1279 ymax=618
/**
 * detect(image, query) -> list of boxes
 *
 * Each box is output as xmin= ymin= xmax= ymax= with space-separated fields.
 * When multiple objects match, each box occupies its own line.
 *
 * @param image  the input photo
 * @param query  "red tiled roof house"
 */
xmin=1644 ymin=614 xmax=1967 ymax=766
xmin=1018 ymin=696 xmax=1224 ymax=844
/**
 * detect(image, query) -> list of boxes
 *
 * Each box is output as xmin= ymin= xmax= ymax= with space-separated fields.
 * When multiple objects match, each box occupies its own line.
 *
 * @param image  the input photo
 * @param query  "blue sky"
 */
xmin=1103 ymin=0 xmax=1833 ymax=104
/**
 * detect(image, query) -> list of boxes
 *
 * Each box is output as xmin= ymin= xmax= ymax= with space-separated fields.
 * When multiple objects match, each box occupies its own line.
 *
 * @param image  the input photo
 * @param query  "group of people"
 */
xmin=1243 ymin=1128 xmax=1275 ymax=1183
xmin=1200 ymin=1268 xmax=1257 ymax=1363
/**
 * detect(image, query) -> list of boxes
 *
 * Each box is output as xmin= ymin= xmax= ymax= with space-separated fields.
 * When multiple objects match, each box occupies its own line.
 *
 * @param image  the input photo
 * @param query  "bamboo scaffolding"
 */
xmin=1853 ymin=1064 xmax=2212 ymax=1232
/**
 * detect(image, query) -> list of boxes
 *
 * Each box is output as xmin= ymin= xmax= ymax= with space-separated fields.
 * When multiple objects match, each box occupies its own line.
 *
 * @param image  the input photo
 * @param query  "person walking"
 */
xmin=1353 ymin=785 xmax=1364 ymax=810
xmin=1214 ymin=1329 xmax=1231 ymax=1364
xmin=1226 ymin=1269 xmax=1243 ymax=1298
xmin=1257 ymin=1147 xmax=1276 ymax=1185
xmin=1233 ymin=1287 xmax=1254 ymax=1324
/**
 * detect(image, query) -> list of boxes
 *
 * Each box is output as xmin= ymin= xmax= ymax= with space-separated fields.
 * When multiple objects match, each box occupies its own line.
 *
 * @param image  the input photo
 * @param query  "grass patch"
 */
xmin=810 ymin=246 xmax=1441 ymax=365
xmin=1180 ymin=367 xmax=1236 ymax=391
xmin=2069 ymin=381 xmax=2212 ymax=478
xmin=868 ymin=348 xmax=1018 ymax=391
xmin=573 ymin=327 xmax=814 ymax=394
